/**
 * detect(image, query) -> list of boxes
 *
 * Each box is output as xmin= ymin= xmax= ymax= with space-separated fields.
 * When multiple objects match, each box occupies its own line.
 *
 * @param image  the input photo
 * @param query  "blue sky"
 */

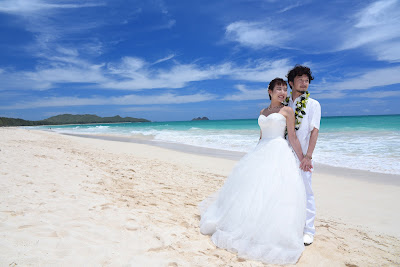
xmin=0 ymin=0 xmax=400 ymax=121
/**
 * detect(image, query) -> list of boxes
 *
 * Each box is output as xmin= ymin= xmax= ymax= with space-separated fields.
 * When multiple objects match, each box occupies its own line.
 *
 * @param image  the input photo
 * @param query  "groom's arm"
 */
xmin=300 ymin=128 xmax=319 ymax=171
xmin=306 ymin=128 xmax=319 ymax=158
xmin=300 ymin=100 xmax=321 ymax=172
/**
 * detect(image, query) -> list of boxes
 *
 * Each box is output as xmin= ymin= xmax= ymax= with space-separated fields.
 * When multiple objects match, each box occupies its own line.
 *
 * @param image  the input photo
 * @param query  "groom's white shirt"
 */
xmin=288 ymin=96 xmax=321 ymax=156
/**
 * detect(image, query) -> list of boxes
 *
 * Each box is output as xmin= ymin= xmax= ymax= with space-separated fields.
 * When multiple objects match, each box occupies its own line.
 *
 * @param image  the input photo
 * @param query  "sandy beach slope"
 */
xmin=1 ymin=128 xmax=399 ymax=266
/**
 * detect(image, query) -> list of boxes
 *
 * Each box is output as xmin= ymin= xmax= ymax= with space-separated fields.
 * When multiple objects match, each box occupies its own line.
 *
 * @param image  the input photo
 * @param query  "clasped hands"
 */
xmin=300 ymin=156 xmax=313 ymax=172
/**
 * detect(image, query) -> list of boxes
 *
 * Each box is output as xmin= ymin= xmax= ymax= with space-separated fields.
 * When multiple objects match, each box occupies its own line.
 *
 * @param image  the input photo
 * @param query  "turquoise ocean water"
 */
xmin=33 ymin=114 xmax=400 ymax=175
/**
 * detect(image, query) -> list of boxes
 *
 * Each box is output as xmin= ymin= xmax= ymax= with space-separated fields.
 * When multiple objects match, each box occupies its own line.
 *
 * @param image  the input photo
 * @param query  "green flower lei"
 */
xmin=283 ymin=91 xmax=310 ymax=134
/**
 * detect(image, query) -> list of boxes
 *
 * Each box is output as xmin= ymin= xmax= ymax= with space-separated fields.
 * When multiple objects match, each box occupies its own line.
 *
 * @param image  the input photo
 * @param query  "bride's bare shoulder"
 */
xmin=280 ymin=106 xmax=294 ymax=117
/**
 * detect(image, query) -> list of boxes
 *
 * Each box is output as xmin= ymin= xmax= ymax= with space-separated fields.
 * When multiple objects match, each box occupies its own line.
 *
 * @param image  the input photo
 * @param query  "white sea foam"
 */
xmin=148 ymin=129 xmax=400 ymax=175
xmin=152 ymin=129 xmax=259 ymax=152
xmin=37 ymin=120 xmax=400 ymax=175
xmin=314 ymin=131 xmax=400 ymax=175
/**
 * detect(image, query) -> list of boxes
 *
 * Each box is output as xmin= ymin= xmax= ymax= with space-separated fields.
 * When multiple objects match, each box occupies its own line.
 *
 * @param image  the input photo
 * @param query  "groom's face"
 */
xmin=290 ymin=74 xmax=310 ymax=93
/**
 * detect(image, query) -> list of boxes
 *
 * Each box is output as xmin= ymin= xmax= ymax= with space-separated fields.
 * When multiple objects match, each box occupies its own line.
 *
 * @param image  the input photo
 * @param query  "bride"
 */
xmin=199 ymin=78 xmax=306 ymax=265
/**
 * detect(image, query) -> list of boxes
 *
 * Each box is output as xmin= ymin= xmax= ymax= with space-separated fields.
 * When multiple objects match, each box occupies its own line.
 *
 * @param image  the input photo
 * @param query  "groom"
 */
xmin=286 ymin=65 xmax=321 ymax=246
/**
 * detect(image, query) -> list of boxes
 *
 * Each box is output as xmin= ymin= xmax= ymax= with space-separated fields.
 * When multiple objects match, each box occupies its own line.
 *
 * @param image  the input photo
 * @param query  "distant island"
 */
xmin=0 ymin=114 xmax=150 ymax=127
xmin=191 ymin=117 xmax=209 ymax=121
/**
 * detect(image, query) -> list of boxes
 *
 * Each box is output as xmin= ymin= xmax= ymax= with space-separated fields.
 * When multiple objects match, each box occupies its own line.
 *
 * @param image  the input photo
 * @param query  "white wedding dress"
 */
xmin=199 ymin=113 xmax=306 ymax=265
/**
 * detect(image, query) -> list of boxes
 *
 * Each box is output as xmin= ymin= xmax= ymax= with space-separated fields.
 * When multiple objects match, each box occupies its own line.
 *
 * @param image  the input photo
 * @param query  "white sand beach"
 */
xmin=0 ymin=128 xmax=399 ymax=266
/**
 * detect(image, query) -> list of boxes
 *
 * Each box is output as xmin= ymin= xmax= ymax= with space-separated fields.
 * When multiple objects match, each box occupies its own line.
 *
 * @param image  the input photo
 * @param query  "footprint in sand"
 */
xmin=18 ymin=225 xmax=34 ymax=229
xmin=180 ymin=221 xmax=190 ymax=228
xmin=147 ymin=245 xmax=174 ymax=253
xmin=125 ymin=221 xmax=140 ymax=231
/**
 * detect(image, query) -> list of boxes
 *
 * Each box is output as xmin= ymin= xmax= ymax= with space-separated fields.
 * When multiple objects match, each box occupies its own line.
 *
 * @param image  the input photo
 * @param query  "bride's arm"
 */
xmin=259 ymin=109 xmax=264 ymax=140
xmin=281 ymin=107 xmax=304 ymax=161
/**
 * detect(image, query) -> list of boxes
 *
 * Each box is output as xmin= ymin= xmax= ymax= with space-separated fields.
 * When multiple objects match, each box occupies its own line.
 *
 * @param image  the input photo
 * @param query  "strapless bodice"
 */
xmin=258 ymin=113 xmax=286 ymax=140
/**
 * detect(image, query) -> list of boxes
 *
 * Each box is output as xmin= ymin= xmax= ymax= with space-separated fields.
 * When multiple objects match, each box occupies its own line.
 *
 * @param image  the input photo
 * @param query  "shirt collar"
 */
xmin=290 ymin=92 xmax=308 ymax=103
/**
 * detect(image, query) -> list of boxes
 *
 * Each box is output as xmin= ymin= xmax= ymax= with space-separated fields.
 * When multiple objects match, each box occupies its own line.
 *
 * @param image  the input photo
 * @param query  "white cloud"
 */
xmin=152 ymin=54 xmax=175 ymax=65
xmin=222 ymin=84 xmax=268 ymax=101
xmin=148 ymin=19 xmax=176 ymax=31
xmin=0 ymin=71 xmax=53 ymax=90
xmin=223 ymin=16 xmax=348 ymax=54
xmin=340 ymin=24 xmax=399 ymax=50
xmin=277 ymin=2 xmax=304 ymax=13
xmin=0 ymin=0 xmax=104 ymax=14
xmin=354 ymin=0 xmax=398 ymax=28
xmin=357 ymin=90 xmax=400 ymax=98
xmin=163 ymin=19 xmax=176 ymax=29
xmin=112 ymin=93 xmax=215 ymax=105
xmin=56 ymin=47 xmax=79 ymax=57
xmin=103 ymin=57 xmax=292 ymax=89
xmin=0 ymin=92 xmax=216 ymax=110
xmin=324 ymin=66 xmax=400 ymax=90
xmin=227 ymin=58 xmax=292 ymax=82
xmin=223 ymin=1 xmax=400 ymax=61
xmin=225 ymin=21 xmax=288 ymax=49
xmin=32 ymin=66 xmax=106 ymax=84
xmin=44 ymin=55 xmax=88 ymax=66
xmin=103 ymin=60 xmax=219 ymax=90
xmin=0 ymin=56 xmax=107 ymax=90
xmin=311 ymin=91 xmax=347 ymax=100
xmin=0 ymin=0 xmax=107 ymax=64
xmin=1 ymin=96 xmax=103 ymax=109
xmin=108 ymin=57 xmax=147 ymax=76
xmin=1 ymin=55 xmax=293 ymax=91
xmin=338 ymin=0 xmax=400 ymax=62
xmin=372 ymin=41 xmax=400 ymax=62
xmin=0 ymin=91 xmax=29 ymax=98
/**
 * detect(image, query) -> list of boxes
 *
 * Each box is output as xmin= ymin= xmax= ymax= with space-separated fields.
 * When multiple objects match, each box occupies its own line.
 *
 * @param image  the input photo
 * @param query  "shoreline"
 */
xmin=60 ymin=132 xmax=400 ymax=186
xmin=61 ymin=132 xmax=247 ymax=161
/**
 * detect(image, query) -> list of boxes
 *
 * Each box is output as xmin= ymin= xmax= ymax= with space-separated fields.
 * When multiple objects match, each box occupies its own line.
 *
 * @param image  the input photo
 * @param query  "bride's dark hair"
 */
xmin=268 ymin=78 xmax=287 ymax=100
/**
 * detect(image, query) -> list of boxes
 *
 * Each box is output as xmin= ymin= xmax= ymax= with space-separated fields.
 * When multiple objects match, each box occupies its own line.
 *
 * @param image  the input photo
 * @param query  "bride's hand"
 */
xmin=300 ymin=158 xmax=313 ymax=172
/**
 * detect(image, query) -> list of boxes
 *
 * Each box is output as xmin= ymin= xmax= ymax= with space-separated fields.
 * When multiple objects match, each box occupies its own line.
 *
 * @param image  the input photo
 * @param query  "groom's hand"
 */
xmin=300 ymin=158 xmax=313 ymax=172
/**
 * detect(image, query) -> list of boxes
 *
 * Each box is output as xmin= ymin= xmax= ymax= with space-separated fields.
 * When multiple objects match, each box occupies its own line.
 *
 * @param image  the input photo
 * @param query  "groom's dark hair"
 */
xmin=268 ymin=78 xmax=287 ymax=100
xmin=286 ymin=65 xmax=314 ymax=89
